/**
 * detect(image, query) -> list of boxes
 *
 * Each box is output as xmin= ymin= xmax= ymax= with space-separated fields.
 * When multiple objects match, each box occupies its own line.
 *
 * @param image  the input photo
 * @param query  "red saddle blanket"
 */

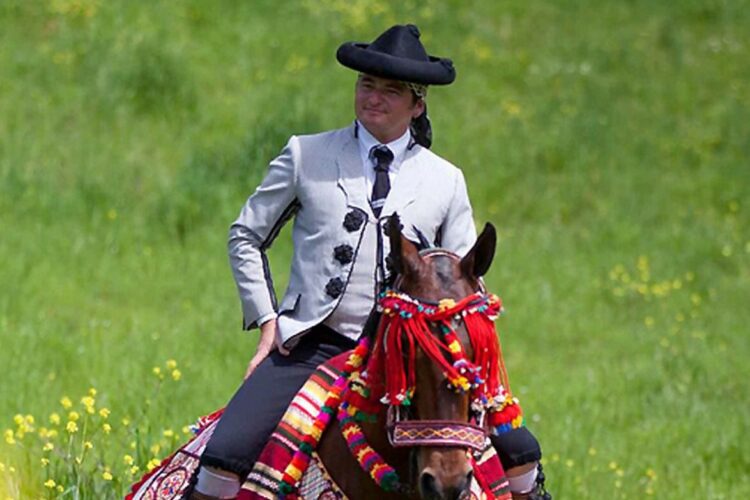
xmin=127 ymin=354 xmax=510 ymax=499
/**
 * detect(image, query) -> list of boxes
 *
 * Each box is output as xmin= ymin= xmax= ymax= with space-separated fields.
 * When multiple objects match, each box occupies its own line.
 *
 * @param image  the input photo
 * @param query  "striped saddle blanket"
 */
xmin=127 ymin=354 xmax=511 ymax=499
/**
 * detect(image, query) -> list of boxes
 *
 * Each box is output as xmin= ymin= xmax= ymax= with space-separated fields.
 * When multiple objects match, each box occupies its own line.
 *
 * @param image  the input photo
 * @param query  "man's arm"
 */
xmin=439 ymin=169 xmax=477 ymax=256
xmin=228 ymin=136 xmax=301 ymax=330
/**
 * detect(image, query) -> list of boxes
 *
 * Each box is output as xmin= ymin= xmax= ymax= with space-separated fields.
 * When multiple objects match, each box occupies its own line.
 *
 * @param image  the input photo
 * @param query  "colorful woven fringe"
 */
xmin=357 ymin=289 xmax=524 ymax=435
xmin=278 ymin=288 xmax=523 ymax=497
xmin=277 ymin=338 xmax=371 ymax=497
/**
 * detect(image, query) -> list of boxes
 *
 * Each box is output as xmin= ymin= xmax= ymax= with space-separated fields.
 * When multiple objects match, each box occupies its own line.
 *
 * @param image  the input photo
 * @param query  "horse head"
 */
xmin=386 ymin=215 xmax=497 ymax=500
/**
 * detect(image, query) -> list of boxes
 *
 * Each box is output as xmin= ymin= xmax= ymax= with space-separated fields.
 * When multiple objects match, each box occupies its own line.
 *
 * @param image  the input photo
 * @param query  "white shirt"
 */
xmin=356 ymin=121 xmax=412 ymax=198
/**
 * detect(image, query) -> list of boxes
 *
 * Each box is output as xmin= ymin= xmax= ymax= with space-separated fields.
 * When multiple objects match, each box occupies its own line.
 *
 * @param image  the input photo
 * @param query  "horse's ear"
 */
xmin=388 ymin=214 xmax=421 ymax=277
xmin=461 ymin=223 xmax=496 ymax=279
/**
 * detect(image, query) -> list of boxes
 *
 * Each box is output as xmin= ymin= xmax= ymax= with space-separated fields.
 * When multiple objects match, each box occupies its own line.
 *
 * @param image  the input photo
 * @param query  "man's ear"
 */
xmin=460 ymin=223 xmax=496 ymax=279
xmin=411 ymin=97 xmax=425 ymax=118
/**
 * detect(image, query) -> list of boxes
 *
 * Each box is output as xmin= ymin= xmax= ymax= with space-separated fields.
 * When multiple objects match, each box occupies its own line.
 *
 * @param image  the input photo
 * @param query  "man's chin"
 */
xmin=359 ymin=117 xmax=385 ymax=133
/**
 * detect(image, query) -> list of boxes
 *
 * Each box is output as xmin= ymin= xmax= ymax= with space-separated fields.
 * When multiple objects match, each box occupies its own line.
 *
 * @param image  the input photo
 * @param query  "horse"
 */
xmin=127 ymin=216 xmax=528 ymax=500
xmin=312 ymin=216 xmax=507 ymax=500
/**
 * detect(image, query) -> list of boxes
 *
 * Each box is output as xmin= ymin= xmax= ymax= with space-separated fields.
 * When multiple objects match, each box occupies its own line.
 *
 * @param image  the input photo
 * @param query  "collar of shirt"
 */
xmin=356 ymin=121 xmax=412 ymax=197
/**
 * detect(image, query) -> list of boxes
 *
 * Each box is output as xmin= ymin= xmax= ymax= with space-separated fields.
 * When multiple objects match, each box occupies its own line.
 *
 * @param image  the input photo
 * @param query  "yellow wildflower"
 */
xmin=147 ymin=458 xmax=160 ymax=471
xmin=49 ymin=413 xmax=61 ymax=425
xmin=38 ymin=427 xmax=49 ymax=438
xmin=44 ymin=479 xmax=56 ymax=489
xmin=150 ymin=444 xmax=161 ymax=455
xmin=83 ymin=441 xmax=93 ymax=450
xmin=43 ymin=442 xmax=54 ymax=452
xmin=13 ymin=414 xmax=24 ymax=426
xmin=99 ymin=408 xmax=110 ymax=419
xmin=102 ymin=423 xmax=112 ymax=434
xmin=60 ymin=396 xmax=73 ymax=409
xmin=47 ymin=429 xmax=59 ymax=438
xmin=81 ymin=396 xmax=96 ymax=414
xmin=166 ymin=359 xmax=178 ymax=370
xmin=152 ymin=366 xmax=162 ymax=376
xmin=102 ymin=470 xmax=113 ymax=481
xmin=68 ymin=411 xmax=79 ymax=422
xmin=130 ymin=465 xmax=140 ymax=475
xmin=66 ymin=421 xmax=78 ymax=434
xmin=88 ymin=387 xmax=97 ymax=397
xmin=57 ymin=484 xmax=64 ymax=492
xmin=163 ymin=429 xmax=174 ymax=438
xmin=122 ymin=417 xmax=131 ymax=426
xmin=171 ymin=369 xmax=182 ymax=381
xmin=41 ymin=458 xmax=50 ymax=467
xmin=123 ymin=454 xmax=134 ymax=465
xmin=4 ymin=429 xmax=15 ymax=445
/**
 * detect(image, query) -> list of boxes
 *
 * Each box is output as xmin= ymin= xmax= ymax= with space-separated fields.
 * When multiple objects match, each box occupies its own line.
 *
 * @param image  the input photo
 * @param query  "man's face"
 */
xmin=355 ymin=74 xmax=425 ymax=143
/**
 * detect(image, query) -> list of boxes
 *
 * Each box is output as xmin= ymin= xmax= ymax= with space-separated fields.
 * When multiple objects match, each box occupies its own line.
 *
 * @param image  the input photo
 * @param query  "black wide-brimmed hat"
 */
xmin=336 ymin=24 xmax=456 ymax=85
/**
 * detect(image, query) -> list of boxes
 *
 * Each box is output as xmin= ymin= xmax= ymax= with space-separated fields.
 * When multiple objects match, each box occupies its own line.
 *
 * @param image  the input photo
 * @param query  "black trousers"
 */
xmin=198 ymin=325 xmax=357 ymax=480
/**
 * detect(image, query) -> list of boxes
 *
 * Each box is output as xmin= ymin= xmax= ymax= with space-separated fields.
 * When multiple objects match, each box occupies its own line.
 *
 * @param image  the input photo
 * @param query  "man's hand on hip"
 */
xmin=244 ymin=318 xmax=289 ymax=380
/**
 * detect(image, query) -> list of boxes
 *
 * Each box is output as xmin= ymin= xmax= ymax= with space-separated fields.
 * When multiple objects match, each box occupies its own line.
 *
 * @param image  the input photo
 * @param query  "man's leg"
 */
xmin=188 ymin=328 xmax=355 ymax=499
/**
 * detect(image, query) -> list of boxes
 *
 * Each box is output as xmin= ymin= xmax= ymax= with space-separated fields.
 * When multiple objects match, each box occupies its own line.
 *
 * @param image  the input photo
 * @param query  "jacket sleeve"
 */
xmin=439 ymin=169 xmax=477 ymax=257
xmin=228 ymin=136 xmax=301 ymax=330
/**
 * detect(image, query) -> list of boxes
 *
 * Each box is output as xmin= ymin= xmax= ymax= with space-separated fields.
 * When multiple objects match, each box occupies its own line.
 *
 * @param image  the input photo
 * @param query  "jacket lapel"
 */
xmin=336 ymin=125 xmax=371 ymax=213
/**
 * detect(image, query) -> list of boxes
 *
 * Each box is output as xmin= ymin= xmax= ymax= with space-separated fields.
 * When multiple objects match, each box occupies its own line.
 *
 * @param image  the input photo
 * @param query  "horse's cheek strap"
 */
xmin=388 ymin=420 xmax=487 ymax=451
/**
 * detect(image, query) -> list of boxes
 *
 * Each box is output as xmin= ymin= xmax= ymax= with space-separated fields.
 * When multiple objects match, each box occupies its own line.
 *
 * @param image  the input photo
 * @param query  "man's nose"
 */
xmin=366 ymin=88 xmax=387 ymax=104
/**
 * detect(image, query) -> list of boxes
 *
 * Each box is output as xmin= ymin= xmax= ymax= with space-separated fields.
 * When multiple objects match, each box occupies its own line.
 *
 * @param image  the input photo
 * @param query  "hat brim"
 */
xmin=337 ymin=43 xmax=455 ymax=85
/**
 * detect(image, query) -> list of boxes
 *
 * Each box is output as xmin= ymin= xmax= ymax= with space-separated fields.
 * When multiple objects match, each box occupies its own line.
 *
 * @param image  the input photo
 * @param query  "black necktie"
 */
xmin=370 ymin=145 xmax=394 ymax=217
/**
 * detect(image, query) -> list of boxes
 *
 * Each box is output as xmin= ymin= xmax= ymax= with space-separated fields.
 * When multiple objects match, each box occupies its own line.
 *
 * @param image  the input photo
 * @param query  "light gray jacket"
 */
xmin=228 ymin=123 xmax=476 ymax=346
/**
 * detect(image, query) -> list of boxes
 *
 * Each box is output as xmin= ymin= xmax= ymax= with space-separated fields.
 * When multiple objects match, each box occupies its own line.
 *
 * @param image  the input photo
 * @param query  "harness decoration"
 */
xmin=278 ymin=288 xmax=523 ymax=496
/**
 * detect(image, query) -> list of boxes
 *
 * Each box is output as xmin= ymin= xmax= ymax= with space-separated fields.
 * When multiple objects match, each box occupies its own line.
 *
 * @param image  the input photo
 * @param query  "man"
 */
xmin=189 ymin=25 xmax=548 ymax=500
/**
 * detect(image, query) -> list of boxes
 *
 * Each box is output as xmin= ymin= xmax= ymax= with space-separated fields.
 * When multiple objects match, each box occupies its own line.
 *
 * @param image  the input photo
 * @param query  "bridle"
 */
xmin=385 ymin=250 xmax=492 ymax=453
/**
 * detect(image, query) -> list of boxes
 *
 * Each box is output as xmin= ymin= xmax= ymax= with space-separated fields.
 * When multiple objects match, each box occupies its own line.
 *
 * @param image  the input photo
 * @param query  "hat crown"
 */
xmin=369 ymin=24 xmax=429 ymax=62
xmin=336 ymin=24 xmax=456 ymax=85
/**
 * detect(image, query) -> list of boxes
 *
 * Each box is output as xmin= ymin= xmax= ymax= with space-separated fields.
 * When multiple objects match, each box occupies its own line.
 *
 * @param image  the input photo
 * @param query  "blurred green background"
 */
xmin=1 ymin=0 xmax=748 ymax=498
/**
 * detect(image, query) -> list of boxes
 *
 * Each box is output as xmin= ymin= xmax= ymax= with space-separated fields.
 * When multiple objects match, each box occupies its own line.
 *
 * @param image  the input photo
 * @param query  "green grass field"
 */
xmin=1 ymin=0 xmax=749 ymax=498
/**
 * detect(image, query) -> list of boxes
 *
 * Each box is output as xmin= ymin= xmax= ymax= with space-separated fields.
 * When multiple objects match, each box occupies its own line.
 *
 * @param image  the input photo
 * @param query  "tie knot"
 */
xmin=371 ymin=145 xmax=394 ymax=171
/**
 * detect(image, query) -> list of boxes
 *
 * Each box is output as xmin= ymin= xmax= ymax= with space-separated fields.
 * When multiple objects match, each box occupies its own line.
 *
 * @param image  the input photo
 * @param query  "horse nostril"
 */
xmin=458 ymin=470 xmax=474 ymax=498
xmin=444 ymin=471 xmax=474 ymax=500
xmin=419 ymin=471 xmax=441 ymax=499
xmin=464 ymin=470 xmax=473 ymax=488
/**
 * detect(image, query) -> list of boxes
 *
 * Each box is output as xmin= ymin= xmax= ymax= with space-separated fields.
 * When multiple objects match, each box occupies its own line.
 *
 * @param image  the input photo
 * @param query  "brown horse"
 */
xmin=316 ymin=216 xmax=499 ymax=500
